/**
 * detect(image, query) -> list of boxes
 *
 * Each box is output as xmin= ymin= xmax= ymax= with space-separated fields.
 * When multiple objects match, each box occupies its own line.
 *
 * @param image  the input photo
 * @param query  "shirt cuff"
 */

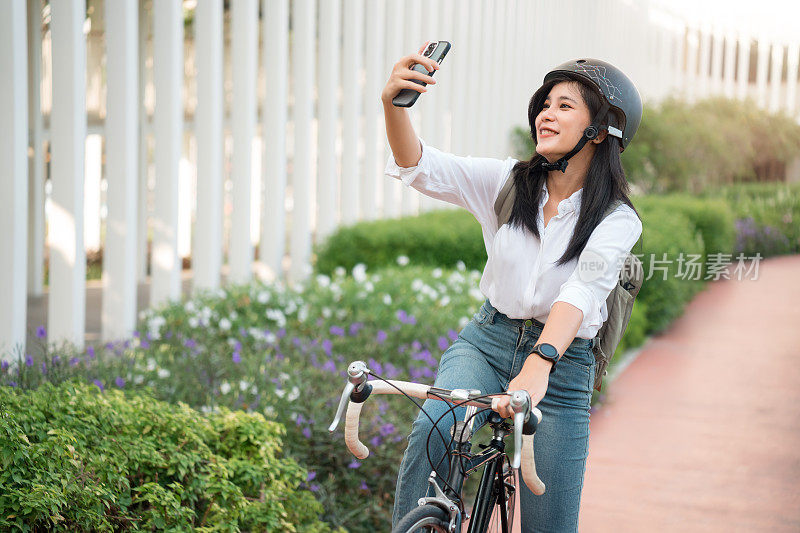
xmin=384 ymin=137 xmax=429 ymax=187
xmin=552 ymin=283 xmax=602 ymax=329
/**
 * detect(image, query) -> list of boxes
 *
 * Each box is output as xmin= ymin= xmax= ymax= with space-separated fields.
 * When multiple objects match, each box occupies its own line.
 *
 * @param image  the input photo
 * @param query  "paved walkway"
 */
xmin=578 ymin=254 xmax=800 ymax=532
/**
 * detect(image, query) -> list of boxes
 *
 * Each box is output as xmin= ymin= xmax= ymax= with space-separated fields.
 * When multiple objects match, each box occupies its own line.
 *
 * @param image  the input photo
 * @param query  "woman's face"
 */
xmin=534 ymin=81 xmax=594 ymax=162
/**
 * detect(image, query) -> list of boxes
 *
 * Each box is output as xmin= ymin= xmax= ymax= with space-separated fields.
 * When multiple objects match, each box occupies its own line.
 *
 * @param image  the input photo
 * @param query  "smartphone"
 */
xmin=392 ymin=40 xmax=451 ymax=108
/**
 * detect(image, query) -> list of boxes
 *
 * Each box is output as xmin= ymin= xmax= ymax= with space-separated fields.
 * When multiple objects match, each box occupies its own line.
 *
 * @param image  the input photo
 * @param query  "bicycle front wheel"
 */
xmin=392 ymin=504 xmax=451 ymax=533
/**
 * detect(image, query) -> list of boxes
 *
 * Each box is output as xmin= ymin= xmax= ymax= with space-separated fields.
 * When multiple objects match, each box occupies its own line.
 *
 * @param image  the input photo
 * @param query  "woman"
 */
xmin=382 ymin=44 xmax=643 ymax=532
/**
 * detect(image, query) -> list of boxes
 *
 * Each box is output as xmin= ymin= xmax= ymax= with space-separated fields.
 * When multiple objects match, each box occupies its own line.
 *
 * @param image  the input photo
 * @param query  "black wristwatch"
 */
xmin=532 ymin=343 xmax=560 ymax=373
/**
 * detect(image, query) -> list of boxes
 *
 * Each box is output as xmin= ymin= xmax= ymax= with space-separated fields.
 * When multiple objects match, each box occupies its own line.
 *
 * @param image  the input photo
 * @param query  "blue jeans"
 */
xmin=392 ymin=299 xmax=596 ymax=532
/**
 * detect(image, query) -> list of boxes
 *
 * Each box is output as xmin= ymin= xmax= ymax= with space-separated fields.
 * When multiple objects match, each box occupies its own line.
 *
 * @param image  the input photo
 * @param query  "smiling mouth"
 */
xmin=539 ymin=129 xmax=558 ymax=137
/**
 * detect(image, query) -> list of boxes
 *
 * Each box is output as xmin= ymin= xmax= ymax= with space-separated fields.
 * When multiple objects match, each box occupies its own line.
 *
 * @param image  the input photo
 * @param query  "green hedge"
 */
xmin=314 ymin=209 xmax=486 ymax=274
xmin=0 ymin=381 xmax=338 ymax=532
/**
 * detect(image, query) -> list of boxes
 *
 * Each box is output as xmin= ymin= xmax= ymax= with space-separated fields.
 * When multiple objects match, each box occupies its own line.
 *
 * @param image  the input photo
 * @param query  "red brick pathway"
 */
xmin=578 ymin=255 xmax=800 ymax=532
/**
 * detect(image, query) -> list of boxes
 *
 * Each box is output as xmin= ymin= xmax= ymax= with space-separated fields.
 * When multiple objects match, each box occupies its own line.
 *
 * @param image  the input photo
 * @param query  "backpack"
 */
xmin=493 ymin=176 xmax=643 ymax=392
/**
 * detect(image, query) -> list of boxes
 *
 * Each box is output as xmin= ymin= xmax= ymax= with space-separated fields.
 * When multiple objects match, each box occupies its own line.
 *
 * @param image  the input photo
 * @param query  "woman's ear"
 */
xmin=591 ymin=129 xmax=608 ymax=144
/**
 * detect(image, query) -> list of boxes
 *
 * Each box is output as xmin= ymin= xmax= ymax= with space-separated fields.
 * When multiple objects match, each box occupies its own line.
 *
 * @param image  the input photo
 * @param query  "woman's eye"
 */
xmin=560 ymin=104 xmax=570 ymax=109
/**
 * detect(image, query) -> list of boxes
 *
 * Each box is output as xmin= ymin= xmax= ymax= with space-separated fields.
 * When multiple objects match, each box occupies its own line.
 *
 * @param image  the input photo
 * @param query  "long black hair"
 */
xmin=508 ymin=73 xmax=641 ymax=266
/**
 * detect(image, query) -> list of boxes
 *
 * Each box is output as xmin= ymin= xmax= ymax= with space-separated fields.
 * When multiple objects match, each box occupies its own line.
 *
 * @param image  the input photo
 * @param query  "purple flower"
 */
xmin=296 ymin=414 xmax=306 ymax=425
xmin=140 ymin=340 xmax=150 ymax=349
xmin=438 ymin=336 xmax=450 ymax=352
xmin=93 ymin=379 xmax=105 ymax=392
xmin=349 ymin=322 xmax=364 ymax=336
xmin=322 ymin=360 xmax=337 ymax=373
xmin=52 ymin=355 xmax=60 ymax=364
xmin=348 ymin=459 xmax=361 ymax=469
xmin=360 ymin=480 xmax=369 ymax=491
xmin=376 ymin=330 xmax=387 ymax=344
xmin=69 ymin=357 xmax=81 ymax=367
xmin=239 ymin=327 xmax=248 ymax=337
xmin=133 ymin=330 xmax=140 ymax=338
xmin=370 ymin=435 xmax=382 ymax=447
xmin=9 ymin=381 xmax=17 ymax=387
xmin=448 ymin=329 xmax=459 ymax=342
xmin=232 ymin=351 xmax=242 ymax=364
xmin=277 ymin=328 xmax=287 ymax=339
xmin=380 ymin=423 xmax=396 ymax=437
xmin=184 ymin=338 xmax=197 ymax=349
xmin=1 ymin=360 xmax=8 ymax=371
xmin=87 ymin=346 xmax=96 ymax=359
xmin=329 ymin=326 xmax=346 ymax=337
xmin=322 ymin=338 xmax=333 ymax=356
xmin=36 ymin=326 xmax=46 ymax=339
xmin=25 ymin=354 xmax=33 ymax=367
xmin=302 ymin=427 xmax=312 ymax=439
xmin=309 ymin=483 xmax=320 ymax=492
xmin=40 ymin=362 xmax=47 ymax=374
xmin=307 ymin=470 xmax=317 ymax=482
xmin=115 ymin=376 xmax=126 ymax=388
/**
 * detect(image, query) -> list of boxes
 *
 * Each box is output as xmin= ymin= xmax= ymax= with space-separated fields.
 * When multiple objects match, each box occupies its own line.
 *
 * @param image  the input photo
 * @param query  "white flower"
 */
xmin=257 ymin=291 xmax=270 ymax=304
xmin=279 ymin=372 xmax=290 ymax=381
xmin=382 ymin=294 xmax=392 ymax=305
xmin=364 ymin=281 xmax=374 ymax=292
xmin=456 ymin=260 xmax=466 ymax=271
xmin=469 ymin=287 xmax=484 ymax=301
xmin=266 ymin=309 xmax=287 ymax=328
xmin=200 ymin=405 xmax=212 ymax=414
xmin=264 ymin=405 xmax=276 ymax=417
xmin=432 ymin=268 xmax=443 ymax=278
xmin=322 ymin=307 xmax=332 ymax=318
xmin=265 ymin=332 xmax=277 ymax=344
xmin=285 ymin=300 xmax=297 ymax=315
xmin=218 ymin=318 xmax=232 ymax=331
xmin=157 ymin=368 xmax=171 ymax=379
xmin=336 ymin=309 xmax=347 ymax=319
xmin=220 ymin=381 xmax=231 ymax=394
xmin=459 ymin=316 xmax=470 ymax=328
xmin=298 ymin=305 xmax=309 ymax=322
xmin=397 ymin=255 xmax=410 ymax=266
xmin=239 ymin=380 xmax=249 ymax=391
xmin=146 ymin=358 xmax=157 ymax=371
xmin=334 ymin=266 xmax=346 ymax=278
xmin=133 ymin=374 xmax=145 ymax=385
xmin=316 ymin=274 xmax=331 ymax=288
xmin=275 ymin=388 xmax=286 ymax=398
xmin=353 ymin=263 xmax=368 ymax=283
xmin=411 ymin=279 xmax=424 ymax=291
xmin=438 ymin=295 xmax=451 ymax=307
xmin=287 ymin=386 xmax=300 ymax=402
xmin=185 ymin=301 xmax=196 ymax=313
xmin=188 ymin=316 xmax=199 ymax=328
xmin=230 ymin=311 xmax=238 ymax=320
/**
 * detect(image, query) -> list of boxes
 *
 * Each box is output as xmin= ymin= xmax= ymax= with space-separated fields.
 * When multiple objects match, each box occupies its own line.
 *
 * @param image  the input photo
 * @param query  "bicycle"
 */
xmin=328 ymin=361 xmax=546 ymax=533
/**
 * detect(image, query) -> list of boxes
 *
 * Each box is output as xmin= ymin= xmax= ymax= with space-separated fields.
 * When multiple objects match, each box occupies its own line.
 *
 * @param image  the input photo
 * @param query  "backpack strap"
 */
xmin=493 ymin=174 xmax=516 ymax=228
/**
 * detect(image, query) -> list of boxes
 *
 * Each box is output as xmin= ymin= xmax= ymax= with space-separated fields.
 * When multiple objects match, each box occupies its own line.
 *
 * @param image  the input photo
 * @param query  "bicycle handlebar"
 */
xmin=328 ymin=362 xmax=546 ymax=496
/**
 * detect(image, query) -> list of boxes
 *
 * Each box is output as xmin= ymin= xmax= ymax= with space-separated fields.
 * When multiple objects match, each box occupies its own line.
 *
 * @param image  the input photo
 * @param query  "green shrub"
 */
xmin=314 ymin=209 xmax=486 ymax=274
xmin=0 ymin=381 xmax=336 ymax=532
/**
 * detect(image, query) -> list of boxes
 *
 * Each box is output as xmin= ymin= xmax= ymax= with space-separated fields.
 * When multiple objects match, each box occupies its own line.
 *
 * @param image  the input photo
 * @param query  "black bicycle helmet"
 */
xmin=538 ymin=58 xmax=642 ymax=172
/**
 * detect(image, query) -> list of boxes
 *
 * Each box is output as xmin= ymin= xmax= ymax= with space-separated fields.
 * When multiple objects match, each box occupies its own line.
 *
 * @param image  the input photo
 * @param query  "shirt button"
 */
xmin=524 ymin=319 xmax=532 ymax=327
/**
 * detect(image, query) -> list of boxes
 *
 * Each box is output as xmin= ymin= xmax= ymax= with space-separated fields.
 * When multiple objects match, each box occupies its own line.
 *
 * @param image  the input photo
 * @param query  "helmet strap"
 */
xmin=540 ymin=100 xmax=611 ymax=173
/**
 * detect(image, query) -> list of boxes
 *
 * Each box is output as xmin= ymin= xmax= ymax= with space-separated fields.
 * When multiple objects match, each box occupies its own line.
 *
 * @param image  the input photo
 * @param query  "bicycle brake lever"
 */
xmin=509 ymin=390 xmax=531 ymax=469
xmin=328 ymin=361 xmax=370 ymax=432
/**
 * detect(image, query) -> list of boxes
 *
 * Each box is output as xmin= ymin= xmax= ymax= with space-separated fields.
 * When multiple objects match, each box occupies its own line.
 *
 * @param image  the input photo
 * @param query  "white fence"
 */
xmin=2 ymin=0 xmax=800 ymax=358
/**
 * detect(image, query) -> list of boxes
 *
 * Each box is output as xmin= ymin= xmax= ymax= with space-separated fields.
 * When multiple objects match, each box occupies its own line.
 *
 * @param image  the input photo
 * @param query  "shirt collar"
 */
xmin=540 ymin=182 xmax=583 ymax=215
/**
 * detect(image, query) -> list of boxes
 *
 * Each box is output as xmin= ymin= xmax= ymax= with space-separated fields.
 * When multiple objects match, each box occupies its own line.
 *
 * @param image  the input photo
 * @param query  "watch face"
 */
xmin=538 ymin=343 xmax=559 ymax=358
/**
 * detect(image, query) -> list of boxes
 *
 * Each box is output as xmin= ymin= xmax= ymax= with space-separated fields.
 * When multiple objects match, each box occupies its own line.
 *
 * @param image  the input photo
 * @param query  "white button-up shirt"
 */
xmin=384 ymin=137 xmax=643 ymax=340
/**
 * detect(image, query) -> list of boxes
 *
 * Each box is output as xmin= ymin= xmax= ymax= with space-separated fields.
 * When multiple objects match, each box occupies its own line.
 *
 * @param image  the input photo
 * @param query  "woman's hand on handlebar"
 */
xmin=494 ymin=356 xmax=552 ymax=419
xmin=380 ymin=41 xmax=440 ymax=105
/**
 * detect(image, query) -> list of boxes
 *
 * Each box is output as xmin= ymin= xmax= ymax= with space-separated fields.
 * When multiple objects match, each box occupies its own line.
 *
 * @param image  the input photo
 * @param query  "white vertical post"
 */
xmin=193 ymin=0 xmax=223 ymax=290
xmin=102 ymin=0 xmax=138 ymax=341
xmin=697 ymin=25 xmax=711 ymax=99
xmin=768 ymin=42 xmax=784 ymax=113
xmin=229 ymin=0 xmax=259 ymax=283
xmin=317 ymin=0 xmax=341 ymax=235
xmin=383 ymin=0 xmax=403 ymax=219
xmin=0 ymin=0 xmax=29 ymax=358
xmin=451 ymin=2 xmax=469 ymax=157
xmin=260 ymin=0 xmax=289 ymax=280
xmin=685 ymin=27 xmax=699 ymax=102
xmin=736 ymin=33 xmax=751 ymax=101
xmin=341 ymin=0 xmax=363 ymax=225
xmin=362 ymin=0 xmax=385 ymax=220
xmin=27 ymin=0 xmax=45 ymax=297
xmin=137 ymin=0 xmax=150 ymax=282
xmin=150 ymin=0 xmax=183 ymax=306
xmin=289 ymin=0 xmax=316 ymax=283
xmin=786 ymin=42 xmax=799 ymax=117
xmin=710 ymin=29 xmax=724 ymax=95
xmin=49 ymin=0 xmax=86 ymax=348
xmin=723 ymin=31 xmax=737 ymax=99
xmin=754 ymin=38 xmax=770 ymax=108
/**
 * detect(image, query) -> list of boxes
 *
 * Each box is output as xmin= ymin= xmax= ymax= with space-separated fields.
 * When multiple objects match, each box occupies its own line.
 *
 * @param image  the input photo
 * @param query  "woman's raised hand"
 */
xmin=380 ymin=41 xmax=440 ymax=105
